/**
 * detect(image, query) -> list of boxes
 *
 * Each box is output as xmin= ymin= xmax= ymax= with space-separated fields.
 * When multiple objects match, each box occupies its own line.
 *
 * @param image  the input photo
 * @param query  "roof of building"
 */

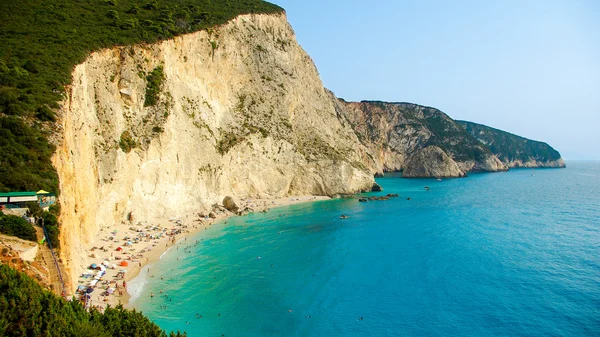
xmin=0 ymin=192 xmax=37 ymax=197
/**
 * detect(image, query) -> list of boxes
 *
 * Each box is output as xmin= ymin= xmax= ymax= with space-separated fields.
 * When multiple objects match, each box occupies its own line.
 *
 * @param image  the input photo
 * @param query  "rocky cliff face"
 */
xmin=457 ymin=121 xmax=566 ymax=168
xmin=51 ymin=12 xmax=564 ymax=289
xmin=336 ymin=100 xmax=507 ymax=177
xmin=52 ymin=13 xmax=375 ymax=289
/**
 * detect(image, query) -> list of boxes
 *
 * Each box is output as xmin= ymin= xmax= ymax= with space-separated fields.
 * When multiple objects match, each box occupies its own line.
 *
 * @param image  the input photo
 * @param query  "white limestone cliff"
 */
xmin=52 ymin=13 xmax=375 ymax=289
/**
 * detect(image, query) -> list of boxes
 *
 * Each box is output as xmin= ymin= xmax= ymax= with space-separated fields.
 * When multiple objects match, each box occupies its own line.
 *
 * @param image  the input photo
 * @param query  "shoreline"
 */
xmin=73 ymin=195 xmax=329 ymax=311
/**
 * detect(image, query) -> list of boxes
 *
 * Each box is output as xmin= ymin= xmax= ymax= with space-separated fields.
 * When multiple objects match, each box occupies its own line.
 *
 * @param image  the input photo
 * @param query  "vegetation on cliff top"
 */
xmin=0 ymin=212 xmax=37 ymax=242
xmin=0 ymin=117 xmax=58 ymax=194
xmin=457 ymin=120 xmax=563 ymax=164
xmin=0 ymin=264 xmax=186 ymax=337
xmin=0 ymin=0 xmax=283 ymax=193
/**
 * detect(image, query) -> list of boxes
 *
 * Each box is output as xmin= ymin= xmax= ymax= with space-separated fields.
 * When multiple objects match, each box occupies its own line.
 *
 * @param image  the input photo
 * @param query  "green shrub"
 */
xmin=152 ymin=126 xmax=164 ymax=133
xmin=0 ymin=117 xmax=59 ymax=194
xmin=48 ymin=203 xmax=61 ymax=216
xmin=144 ymin=66 xmax=165 ymax=107
xmin=0 ymin=214 xmax=37 ymax=242
xmin=41 ymin=211 xmax=60 ymax=249
xmin=119 ymin=131 xmax=137 ymax=153
xmin=0 ymin=264 xmax=187 ymax=337
xmin=25 ymin=202 xmax=43 ymax=218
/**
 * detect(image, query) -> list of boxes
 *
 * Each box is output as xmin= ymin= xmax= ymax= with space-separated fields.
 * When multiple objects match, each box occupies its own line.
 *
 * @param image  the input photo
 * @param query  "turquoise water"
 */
xmin=132 ymin=162 xmax=600 ymax=336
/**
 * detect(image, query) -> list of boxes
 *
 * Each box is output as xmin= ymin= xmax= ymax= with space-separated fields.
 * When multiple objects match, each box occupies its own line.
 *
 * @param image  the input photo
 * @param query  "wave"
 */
xmin=127 ymin=264 xmax=151 ymax=305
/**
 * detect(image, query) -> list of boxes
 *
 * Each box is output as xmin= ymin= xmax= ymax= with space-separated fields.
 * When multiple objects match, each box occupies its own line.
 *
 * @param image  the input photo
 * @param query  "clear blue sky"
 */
xmin=272 ymin=0 xmax=600 ymax=160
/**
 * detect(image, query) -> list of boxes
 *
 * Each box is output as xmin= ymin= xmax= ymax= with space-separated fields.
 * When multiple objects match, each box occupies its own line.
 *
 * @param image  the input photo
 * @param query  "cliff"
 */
xmin=49 ymin=11 xmax=567 ymax=289
xmin=457 ymin=121 xmax=566 ymax=168
xmin=336 ymin=100 xmax=507 ymax=177
xmin=52 ymin=13 xmax=375 ymax=289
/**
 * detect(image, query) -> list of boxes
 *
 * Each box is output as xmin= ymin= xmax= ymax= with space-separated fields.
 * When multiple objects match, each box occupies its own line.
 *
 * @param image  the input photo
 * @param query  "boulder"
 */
xmin=403 ymin=146 xmax=465 ymax=178
xmin=371 ymin=183 xmax=383 ymax=192
xmin=222 ymin=196 xmax=239 ymax=212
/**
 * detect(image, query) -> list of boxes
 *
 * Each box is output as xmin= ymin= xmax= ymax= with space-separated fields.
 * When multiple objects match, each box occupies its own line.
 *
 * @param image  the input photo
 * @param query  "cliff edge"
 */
xmin=52 ymin=13 xmax=375 ymax=289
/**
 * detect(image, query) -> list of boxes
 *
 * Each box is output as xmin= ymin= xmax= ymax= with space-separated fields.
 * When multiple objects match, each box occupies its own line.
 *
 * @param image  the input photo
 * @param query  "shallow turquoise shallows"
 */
xmin=131 ymin=161 xmax=600 ymax=336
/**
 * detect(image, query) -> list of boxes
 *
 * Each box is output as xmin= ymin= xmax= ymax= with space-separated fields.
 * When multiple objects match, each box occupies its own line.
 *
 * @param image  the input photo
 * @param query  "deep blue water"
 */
xmin=132 ymin=161 xmax=600 ymax=336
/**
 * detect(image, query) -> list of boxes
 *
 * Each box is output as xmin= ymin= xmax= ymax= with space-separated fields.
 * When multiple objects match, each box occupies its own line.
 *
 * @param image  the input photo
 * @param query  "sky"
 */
xmin=272 ymin=0 xmax=600 ymax=160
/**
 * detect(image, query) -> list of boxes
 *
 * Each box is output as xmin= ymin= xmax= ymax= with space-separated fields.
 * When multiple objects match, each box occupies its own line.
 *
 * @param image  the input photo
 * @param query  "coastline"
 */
xmin=74 ymin=195 xmax=330 ymax=310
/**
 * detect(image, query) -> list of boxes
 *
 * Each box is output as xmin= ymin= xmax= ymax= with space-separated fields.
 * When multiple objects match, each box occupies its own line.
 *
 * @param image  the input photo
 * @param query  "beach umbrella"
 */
xmin=111 ymin=264 xmax=117 ymax=269
xmin=90 ymin=263 xmax=97 ymax=268
xmin=119 ymin=261 xmax=129 ymax=267
xmin=107 ymin=288 xmax=115 ymax=294
xmin=116 ymin=247 xmax=123 ymax=251
xmin=102 ymin=261 xmax=110 ymax=266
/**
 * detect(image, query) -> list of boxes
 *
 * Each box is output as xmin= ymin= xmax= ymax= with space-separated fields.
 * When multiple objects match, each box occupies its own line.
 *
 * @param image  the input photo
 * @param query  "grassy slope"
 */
xmin=0 ymin=0 xmax=283 ymax=194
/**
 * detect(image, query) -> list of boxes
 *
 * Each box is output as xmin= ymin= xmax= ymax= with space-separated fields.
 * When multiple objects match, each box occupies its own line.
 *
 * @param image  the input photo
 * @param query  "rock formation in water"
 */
xmin=457 ymin=121 xmax=565 ymax=168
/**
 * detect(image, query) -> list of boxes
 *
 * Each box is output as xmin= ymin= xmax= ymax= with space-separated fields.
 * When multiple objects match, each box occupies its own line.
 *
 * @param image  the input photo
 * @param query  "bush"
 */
xmin=48 ymin=203 xmax=61 ymax=216
xmin=119 ymin=131 xmax=137 ymax=153
xmin=0 ymin=117 xmax=59 ymax=194
xmin=152 ymin=126 xmax=164 ymax=133
xmin=41 ymin=211 xmax=60 ymax=249
xmin=144 ymin=66 xmax=165 ymax=107
xmin=0 ymin=264 xmax=187 ymax=337
xmin=0 ymin=214 xmax=37 ymax=242
xmin=25 ymin=202 xmax=43 ymax=218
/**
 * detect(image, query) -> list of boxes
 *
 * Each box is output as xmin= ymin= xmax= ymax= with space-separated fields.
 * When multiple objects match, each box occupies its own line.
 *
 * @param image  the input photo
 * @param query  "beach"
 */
xmin=73 ymin=195 xmax=329 ymax=310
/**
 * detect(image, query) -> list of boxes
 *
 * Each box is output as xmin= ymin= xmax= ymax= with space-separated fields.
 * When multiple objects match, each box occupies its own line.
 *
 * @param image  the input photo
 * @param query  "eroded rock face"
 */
xmin=403 ymin=146 xmax=465 ymax=178
xmin=336 ymin=100 xmax=508 ymax=176
xmin=52 ymin=13 xmax=375 ymax=289
xmin=51 ymin=11 xmax=562 ymax=289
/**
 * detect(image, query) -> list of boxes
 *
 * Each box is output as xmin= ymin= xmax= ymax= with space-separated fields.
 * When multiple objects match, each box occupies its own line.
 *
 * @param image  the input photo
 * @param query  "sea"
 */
xmin=130 ymin=161 xmax=600 ymax=337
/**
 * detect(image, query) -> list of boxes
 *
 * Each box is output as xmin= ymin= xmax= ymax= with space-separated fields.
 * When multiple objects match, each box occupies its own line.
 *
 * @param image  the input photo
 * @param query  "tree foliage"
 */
xmin=0 ymin=0 xmax=283 ymax=193
xmin=144 ymin=66 xmax=165 ymax=107
xmin=458 ymin=121 xmax=562 ymax=163
xmin=0 ymin=214 xmax=37 ymax=242
xmin=0 ymin=264 xmax=187 ymax=337
xmin=41 ymin=211 xmax=60 ymax=249
xmin=0 ymin=117 xmax=59 ymax=194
